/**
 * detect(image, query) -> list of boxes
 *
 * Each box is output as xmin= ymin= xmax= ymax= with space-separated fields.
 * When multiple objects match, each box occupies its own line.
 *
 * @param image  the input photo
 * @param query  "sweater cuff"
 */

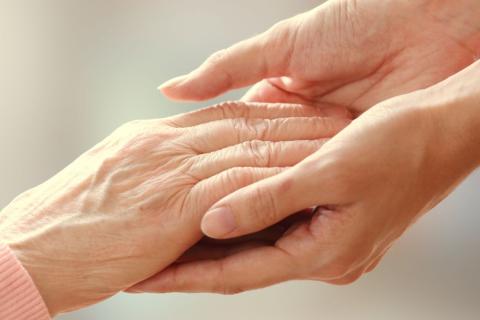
xmin=0 ymin=244 xmax=51 ymax=320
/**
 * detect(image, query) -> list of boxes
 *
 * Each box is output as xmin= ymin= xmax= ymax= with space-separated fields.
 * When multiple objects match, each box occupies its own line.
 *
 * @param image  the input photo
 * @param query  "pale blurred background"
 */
xmin=0 ymin=0 xmax=479 ymax=319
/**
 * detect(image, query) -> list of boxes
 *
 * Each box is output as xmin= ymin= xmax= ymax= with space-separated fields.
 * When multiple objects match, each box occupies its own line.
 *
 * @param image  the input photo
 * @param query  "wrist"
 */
xmin=0 ymin=207 xmax=59 ymax=316
xmin=3 ymin=238 xmax=57 ymax=316
xmin=427 ymin=61 xmax=480 ymax=171
xmin=0 ymin=244 xmax=51 ymax=320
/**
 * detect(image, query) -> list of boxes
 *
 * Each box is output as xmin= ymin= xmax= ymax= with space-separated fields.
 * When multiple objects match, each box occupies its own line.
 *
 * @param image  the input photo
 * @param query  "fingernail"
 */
xmin=158 ymin=75 xmax=188 ymax=91
xmin=201 ymin=207 xmax=236 ymax=238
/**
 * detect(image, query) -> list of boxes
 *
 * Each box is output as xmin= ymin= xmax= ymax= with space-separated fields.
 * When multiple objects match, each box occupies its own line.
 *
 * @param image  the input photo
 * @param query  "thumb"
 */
xmin=241 ymin=79 xmax=311 ymax=104
xmin=160 ymin=19 xmax=298 ymax=101
xmin=201 ymin=164 xmax=324 ymax=239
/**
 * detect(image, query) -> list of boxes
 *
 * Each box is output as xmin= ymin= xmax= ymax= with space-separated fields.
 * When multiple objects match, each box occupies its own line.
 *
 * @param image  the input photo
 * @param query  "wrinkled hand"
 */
xmin=159 ymin=0 xmax=480 ymax=114
xmin=0 ymin=102 xmax=349 ymax=314
xmin=130 ymin=61 xmax=480 ymax=293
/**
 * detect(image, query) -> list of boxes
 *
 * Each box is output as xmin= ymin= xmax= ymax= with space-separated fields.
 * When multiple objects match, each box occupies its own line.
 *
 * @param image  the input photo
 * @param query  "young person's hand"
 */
xmin=160 ymin=0 xmax=480 ymax=115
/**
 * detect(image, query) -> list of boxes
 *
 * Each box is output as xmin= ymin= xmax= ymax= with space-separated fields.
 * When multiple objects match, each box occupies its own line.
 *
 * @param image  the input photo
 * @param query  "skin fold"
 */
xmin=0 ymin=102 xmax=350 ymax=315
xmin=130 ymin=0 xmax=480 ymax=293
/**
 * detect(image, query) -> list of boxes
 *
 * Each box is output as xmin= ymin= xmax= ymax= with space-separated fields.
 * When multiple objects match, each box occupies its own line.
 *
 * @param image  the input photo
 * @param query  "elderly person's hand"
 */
xmin=129 ymin=60 xmax=480 ymax=293
xmin=0 ymin=102 xmax=349 ymax=315
xmin=159 ymin=0 xmax=480 ymax=114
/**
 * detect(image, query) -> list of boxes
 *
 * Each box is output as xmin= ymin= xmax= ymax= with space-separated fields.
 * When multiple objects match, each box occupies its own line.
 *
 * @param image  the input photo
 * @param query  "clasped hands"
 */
xmin=1 ymin=0 xmax=480 ymax=316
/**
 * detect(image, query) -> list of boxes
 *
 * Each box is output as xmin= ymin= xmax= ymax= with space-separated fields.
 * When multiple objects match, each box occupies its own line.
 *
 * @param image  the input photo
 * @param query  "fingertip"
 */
xmin=159 ymin=87 xmax=191 ymax=102
xmin=158 ymin=75 xmax=202 ymax=102
xmin=159 ymin=75 xmax=225 ymax=102
xmin=158 ymin=76 xmax=189 ymax=101
xmin=159 ymin=75 xmax=220 ymax=102
xmin=158 ymin=74 xmax=188 ymax=90
xmin=201 ymin=207 xmax=237 ymax=239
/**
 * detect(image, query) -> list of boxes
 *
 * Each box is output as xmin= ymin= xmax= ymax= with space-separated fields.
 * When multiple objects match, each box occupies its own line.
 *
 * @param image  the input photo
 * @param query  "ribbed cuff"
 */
xmin=0 ymin=244 xmax=51 ymax=320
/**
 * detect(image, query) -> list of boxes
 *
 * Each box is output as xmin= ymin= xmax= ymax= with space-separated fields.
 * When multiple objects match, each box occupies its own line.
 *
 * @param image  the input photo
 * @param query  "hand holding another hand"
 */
xmin=2 ymin=0 xmax=480 ymax=315
xmin=0 ymin=102 xmax=349 ymax=315
xmin=132 ymin=60 xmax=480 ymax=293
xmin=129 ymin=0 xmax=480 ymax=295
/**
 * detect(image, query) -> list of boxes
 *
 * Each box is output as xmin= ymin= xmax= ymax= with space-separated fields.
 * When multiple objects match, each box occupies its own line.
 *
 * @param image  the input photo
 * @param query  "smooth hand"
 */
xmin=0 ymin=102 xmax=349 ymax=314
xmin=131 ymin=61 xmax=480 ymax=293
xmin=159 ymin=0 xmax=480 ymax=114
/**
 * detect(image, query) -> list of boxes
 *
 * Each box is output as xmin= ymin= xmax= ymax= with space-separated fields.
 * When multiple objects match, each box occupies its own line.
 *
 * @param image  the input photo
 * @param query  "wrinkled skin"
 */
xmin=131 ymin=60 xmax=480 ymax=294
xmin=154 ymin=0 xmax=480 ymax=275
xmin=153 ymin=0 xmax=480 ymax=271
xmin=0 ymin=102 xmax=349 ymax=315
xmin=160 ymin=0 xmax=480 ymax=115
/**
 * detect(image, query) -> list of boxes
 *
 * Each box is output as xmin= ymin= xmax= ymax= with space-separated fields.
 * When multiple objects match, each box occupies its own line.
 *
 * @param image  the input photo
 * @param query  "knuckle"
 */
xmin=221 ymin=168 xmax=241 ymax=187
xmin=243 ymin=140 xmax=270 ymax=167
xmin=205 ymin=49 xmax=234 ymax=87
xmin=222 ymin=167 xmax=251 ymax=187
xmin=263 ymin=17 xmax=300 ymax=67
xmin=207 ymin=49 xmax=229 ymax=66
xmin=230 ymin=119 xmax=245 ymax=141
xmin=267 ymin=18 xmax=293 ymax=41
xmin=250 ymin=183 xmax=279 ymax=225
xmin=225 ymin=101 xmax=250 ymax=116
xmin=235 ymin=119 xmax=267 ymax=141
xmin=250 ymin=119 xmax=270 ymax=140
xmin=211 ymin=101 xmax=244 ymax=119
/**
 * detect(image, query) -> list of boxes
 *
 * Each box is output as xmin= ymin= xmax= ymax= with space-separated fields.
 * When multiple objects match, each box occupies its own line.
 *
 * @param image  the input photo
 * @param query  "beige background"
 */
xmin=0 ymin=0 xmax=479 ymax=319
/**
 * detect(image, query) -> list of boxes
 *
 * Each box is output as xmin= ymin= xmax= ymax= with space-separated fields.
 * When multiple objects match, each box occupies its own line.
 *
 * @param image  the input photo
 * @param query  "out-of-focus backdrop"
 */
xmin=1 ymin=0 xmax=479 ymax=319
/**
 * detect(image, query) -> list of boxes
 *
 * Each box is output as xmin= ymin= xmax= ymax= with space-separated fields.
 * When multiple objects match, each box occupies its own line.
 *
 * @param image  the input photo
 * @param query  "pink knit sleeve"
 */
xmin=0 ymin=244 xmax=51 ymax=320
